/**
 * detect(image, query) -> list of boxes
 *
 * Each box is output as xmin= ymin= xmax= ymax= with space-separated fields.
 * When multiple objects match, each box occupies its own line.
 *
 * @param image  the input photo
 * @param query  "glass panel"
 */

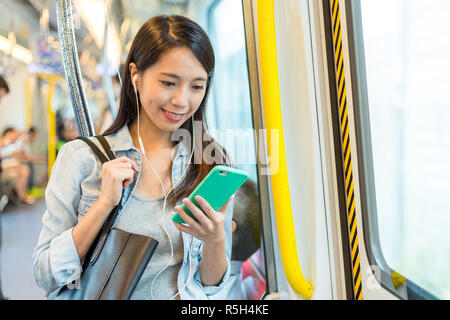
xmin=361 ymin=0 xmax=450 ymax=299
xmin=208 ymin=0 xmax=266 ymax=300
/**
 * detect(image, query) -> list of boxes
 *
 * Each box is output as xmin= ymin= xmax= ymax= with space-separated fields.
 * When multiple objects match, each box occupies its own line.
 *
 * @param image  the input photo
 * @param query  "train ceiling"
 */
xmin=0 ymin=0 xmax=202 ymax=67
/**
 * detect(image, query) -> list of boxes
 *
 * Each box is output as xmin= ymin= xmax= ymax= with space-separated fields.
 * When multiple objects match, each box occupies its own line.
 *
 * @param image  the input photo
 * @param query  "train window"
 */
xmin=358 ymin=0 xmax=450 ymax=298
xmin=207 ymin=0 xmax=267 ymax=300
xmin=207 ymin=0 xmax=255 ymax=177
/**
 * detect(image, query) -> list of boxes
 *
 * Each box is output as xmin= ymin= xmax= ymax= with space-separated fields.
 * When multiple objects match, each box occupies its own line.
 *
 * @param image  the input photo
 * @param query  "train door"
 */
xmin=315 ymin=0 xmax=449 ymax=299
xmin=242 ymin=0 xmax=338 ymax=300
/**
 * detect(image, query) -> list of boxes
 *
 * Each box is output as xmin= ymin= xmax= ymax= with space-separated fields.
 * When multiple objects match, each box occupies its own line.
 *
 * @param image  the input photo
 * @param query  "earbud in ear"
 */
xmin=132 ymin=75 xmax=138 ymax=92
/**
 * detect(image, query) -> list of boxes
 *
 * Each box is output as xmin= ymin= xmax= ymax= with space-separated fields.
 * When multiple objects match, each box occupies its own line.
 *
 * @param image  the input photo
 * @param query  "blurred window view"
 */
xmin=207 ymin=0 xmax=265 ymax=300
xmin=207 ymin=0 xmax=257 ymax=183
xmin=361 ymin=0 xmax=450 ymax=299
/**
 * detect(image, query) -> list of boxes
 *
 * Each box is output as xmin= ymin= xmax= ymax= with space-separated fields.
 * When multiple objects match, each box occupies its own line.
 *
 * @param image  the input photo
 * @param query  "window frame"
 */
xmin=241 ymin=0 xmax=278 ymax=297
xmin=344 ymin=0 xmax=438 ymax=300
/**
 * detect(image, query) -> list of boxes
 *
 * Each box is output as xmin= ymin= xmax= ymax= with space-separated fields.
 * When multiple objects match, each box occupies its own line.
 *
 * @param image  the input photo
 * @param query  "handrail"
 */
xmin=56 ymin=0 xmax=95 ymax=137
xmin=36 ymin=73 xmax=62 ymax=178
xmin=256 ymin=0 xmax=313 ymax=300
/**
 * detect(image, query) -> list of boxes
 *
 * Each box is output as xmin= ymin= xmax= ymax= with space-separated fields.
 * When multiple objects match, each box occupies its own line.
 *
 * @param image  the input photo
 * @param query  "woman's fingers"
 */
xmin=99 ymin=161 xmax=136 ymax=208
xmin=103 ymin=157 xmax=138 ymax=173
xmin=114 ymin=156 xmax=138 ymax=171
xmin=182 ymin=198 xmax=214 ymax=228
xmin=174 ymin=205 xmax=200 ymax=230
xmin=111 ymin=168 xmax=135 ymax=188
xmin=174 ymin=197 xmax=229 ymax=243
xmin=193 ymin=196 xmax=222 ymax=224
xmin=112 ymin=162 xmax=137 ymax=172
xmin=173 ymin=221 xmax=197 ymax=237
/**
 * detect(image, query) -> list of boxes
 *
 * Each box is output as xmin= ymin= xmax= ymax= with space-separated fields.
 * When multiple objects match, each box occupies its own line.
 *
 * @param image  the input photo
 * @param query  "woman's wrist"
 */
xmin=203 ymin=236 xmax=225 ymax=249
xmin=95 ymin=196 xmax=116 ymax=216
xmin=200 ymin=238 xmax=227 ymax=286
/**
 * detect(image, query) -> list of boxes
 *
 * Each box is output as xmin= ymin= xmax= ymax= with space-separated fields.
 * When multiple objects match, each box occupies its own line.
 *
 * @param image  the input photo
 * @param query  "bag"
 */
xmin=54 ymin=135 xmax=158 ymax=300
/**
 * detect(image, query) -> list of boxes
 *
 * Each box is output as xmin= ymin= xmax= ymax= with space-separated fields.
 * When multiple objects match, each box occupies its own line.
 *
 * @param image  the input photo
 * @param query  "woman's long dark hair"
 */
xmin=103 ymin=15 xmax=230 ymax=207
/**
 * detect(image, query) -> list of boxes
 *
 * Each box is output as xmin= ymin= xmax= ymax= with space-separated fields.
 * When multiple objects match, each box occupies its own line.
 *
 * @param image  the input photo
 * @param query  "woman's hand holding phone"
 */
xmin=173 ymin=194 xmax=234 ymax=244
xmin=171 ymin=165 xmax=246 ymax=286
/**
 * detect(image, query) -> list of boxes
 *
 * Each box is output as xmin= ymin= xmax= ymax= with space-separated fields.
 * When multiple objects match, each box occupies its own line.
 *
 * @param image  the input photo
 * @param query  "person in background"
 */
xmin=56 ymin=111 xmax=79 ymax=153
xmin=0 ymin=75 xmax=9 ymax=103
xmin=0 ymin=74 xmax=10 ymax=300
xmin=13 ymin=127 xmax=46 ymax=190
xmin=0 ymin=76 xmax=21 ymax=151
xmin=215 ymin=179 xmax=266 ymax=300
xmin=0 ymin=76 xmax=22 ymax=182
xmin=0 ymin=127 xmax=35 ymax=205
xmin=0 ymin=130 xmax=22 ymax=151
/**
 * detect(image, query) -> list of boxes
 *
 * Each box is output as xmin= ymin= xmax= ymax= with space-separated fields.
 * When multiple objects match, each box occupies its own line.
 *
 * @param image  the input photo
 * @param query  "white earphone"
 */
xmin=133 ymin=75 xmax=147 ymax=157
xmin=133 ymin=74 xmax=195 ymax=300
xmin=133 ymin=74 xmax=138 ymax=91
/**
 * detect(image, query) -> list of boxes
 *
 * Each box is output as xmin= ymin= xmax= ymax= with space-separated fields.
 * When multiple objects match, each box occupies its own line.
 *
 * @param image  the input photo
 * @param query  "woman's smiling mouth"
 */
xmin=162 ymin=108 xmax=185 ymax=121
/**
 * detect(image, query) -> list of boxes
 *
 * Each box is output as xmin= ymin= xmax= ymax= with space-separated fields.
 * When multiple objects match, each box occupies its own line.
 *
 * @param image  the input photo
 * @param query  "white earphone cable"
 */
xmin=134 ymin=79 xmax=195 ymax=299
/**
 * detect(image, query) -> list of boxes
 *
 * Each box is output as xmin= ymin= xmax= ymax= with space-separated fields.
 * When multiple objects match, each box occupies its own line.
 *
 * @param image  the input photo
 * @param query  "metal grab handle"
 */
xmin=256 ymin=0 xmax=313 ymax=300
xmin=56 ymin=0 xmax=95 ymax=137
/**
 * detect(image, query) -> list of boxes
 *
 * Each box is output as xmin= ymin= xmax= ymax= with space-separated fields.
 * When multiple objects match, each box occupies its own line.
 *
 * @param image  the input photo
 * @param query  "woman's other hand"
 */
xmin=97 ymin=156 xmax=138 ymax=210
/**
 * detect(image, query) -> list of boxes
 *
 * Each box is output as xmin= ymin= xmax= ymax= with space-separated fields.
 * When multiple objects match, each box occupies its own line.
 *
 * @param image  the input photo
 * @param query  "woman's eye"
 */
xmin=161 ymin=81 xmax=175 ymax=87
xmin=192 ymin=85 xmax=204 ymax=90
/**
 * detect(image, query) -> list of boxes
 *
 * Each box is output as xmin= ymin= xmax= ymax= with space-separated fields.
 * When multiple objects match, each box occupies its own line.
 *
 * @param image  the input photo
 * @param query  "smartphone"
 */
xmin=172 ymin=165 xmax=249 ymax=224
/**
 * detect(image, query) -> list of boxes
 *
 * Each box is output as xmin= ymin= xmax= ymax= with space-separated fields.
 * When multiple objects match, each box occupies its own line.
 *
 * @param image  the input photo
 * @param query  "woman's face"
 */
xmin=130 ymin=46 xmax=208 ymax=134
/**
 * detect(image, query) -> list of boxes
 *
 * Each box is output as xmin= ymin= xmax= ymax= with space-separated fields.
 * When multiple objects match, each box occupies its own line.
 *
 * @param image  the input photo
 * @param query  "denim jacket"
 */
xmin=32 ymin=125 xmax=235 ymax=300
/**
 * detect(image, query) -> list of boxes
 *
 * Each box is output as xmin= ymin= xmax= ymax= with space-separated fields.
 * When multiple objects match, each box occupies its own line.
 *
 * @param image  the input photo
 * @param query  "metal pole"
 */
xmin=55 ymin=0 xmax=95 ymax=137
xmin=102 ymin=0 xmax=118 ymax=119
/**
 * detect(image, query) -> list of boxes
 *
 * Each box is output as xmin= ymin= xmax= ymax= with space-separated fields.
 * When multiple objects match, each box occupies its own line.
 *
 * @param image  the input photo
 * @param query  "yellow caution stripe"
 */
xmin=329 ymin=0 xmax=363 ymax=300
xmin=392 ymin=271 xmax=407 ymax=288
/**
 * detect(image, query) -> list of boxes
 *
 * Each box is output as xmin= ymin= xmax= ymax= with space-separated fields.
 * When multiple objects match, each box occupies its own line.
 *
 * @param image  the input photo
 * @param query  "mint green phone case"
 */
xmin=172 ymin=165 xmax=249 ymax=224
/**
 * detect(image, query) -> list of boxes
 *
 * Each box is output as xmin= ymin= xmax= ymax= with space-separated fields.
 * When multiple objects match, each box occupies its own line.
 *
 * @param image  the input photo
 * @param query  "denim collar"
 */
xmin=108 ymin=124 xmax=189 ymax=158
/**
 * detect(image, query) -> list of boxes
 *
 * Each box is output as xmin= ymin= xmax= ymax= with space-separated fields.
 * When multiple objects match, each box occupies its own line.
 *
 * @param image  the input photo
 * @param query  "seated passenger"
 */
xmin=0 ymin=74 xmax=9 ymax=104
xmin=0 ymin=73 xmax=9 ymax=300
xmin=13 ymin=127 xmax=46 ymax=190
xmin=16 ymin=127 xmax=46 ymax=163
xmin=56 ymin=112 xmax=79 ymax=152
xmin=0 ymin=128 xmax=35 ymax=205
xmin=215 ymin=179 xmax=266 ymax=300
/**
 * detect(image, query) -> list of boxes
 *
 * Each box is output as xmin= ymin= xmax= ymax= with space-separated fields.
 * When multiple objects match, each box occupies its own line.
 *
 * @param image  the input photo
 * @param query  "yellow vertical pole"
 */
xmin=36 ymin=73 xmax=61 ymax=179
xmin=25 ymin=78 xmax=32 ymax=128
xmin=256 ymin=0 xmax=313 ymax=299
xmin=46 ymin=75 xmax=57 ymax=179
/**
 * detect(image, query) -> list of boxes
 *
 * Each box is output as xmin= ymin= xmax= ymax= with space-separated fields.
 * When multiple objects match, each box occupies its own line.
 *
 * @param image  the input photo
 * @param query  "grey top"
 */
xmin=114 ymin=192 xmax=183 ymax=300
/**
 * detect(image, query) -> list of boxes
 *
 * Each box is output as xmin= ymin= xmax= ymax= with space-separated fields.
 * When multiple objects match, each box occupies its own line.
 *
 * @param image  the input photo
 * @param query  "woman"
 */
xmin=33 ymin=15 xmax=236 ymax=300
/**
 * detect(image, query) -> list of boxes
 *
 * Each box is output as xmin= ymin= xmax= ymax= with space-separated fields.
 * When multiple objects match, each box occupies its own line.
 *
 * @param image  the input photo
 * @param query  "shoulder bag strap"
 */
xmin=92 ymin=136 xmax=122 ymax=232
xmin=75 ymin=136 xmax=110 ymax=164
xmin=94 ymin=135 xmax=116 ymax=161
xmin=75 ymin=136 xmax=120 ymax=270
